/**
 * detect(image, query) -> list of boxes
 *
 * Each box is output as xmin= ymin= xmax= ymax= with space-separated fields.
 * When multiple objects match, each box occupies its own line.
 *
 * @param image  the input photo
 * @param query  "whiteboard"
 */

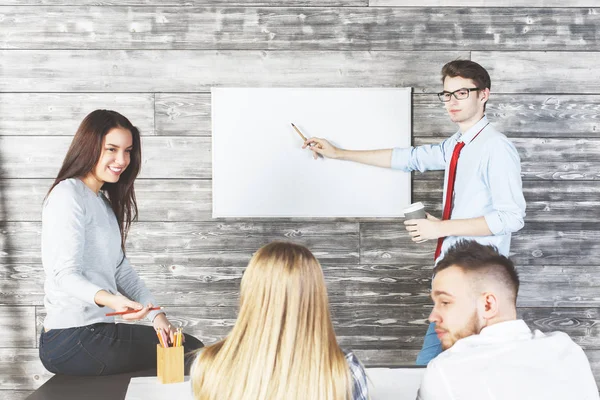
xmin=212 ymin=87 xmax=412 ymax=218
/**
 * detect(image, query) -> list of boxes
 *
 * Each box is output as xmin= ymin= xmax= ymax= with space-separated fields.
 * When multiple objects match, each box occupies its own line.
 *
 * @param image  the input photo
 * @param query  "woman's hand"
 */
xmin=94 ymin=290 xmax=155 ymax=321
xmin=152 ymin=313 xmax=183 ymax=345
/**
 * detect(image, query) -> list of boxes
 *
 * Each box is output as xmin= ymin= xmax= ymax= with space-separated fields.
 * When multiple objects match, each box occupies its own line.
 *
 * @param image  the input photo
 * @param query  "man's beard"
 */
xmin=441 ymin=311 xmax=483 ymax=350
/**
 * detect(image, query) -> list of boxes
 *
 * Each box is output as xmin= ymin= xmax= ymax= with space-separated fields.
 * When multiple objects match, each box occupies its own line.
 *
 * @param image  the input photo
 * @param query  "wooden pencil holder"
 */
xmin=156 ymin=344 xmax=184 ymax=384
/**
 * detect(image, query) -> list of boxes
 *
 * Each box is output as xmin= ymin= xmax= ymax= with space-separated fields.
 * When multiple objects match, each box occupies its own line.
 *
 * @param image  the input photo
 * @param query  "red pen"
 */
xmin=105 ymin=306 xmax=162 ymax=317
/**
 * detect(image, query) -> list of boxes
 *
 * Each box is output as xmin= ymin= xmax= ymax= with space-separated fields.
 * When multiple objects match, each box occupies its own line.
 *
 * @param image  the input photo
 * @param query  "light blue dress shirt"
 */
xmin=391 ymin=116 xmax=526 ymax=262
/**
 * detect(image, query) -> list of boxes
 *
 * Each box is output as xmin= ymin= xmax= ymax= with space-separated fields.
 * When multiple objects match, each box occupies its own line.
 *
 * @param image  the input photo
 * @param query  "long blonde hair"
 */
xmin=191 ymin=241 xmax=353 ymax=400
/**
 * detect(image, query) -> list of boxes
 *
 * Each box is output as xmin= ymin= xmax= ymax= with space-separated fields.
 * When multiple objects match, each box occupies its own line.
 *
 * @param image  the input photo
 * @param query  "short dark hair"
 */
xmin=441 ymin=60 xmax=491 ymax=91
xmin=434 ymin=240 xmax=519 ymax=303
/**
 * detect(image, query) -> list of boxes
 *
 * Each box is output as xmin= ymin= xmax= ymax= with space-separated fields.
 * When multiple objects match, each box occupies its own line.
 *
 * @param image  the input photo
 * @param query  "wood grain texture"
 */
xmin=518 ymin=266 xmax=600 ymax=307
xmin=473 ymin=51 xmax=600 ymax=94
xmin=155 ymin=93 xmax=211 ymax=136
xmin=4 ymin=179 xmax=598 ymax=223
xmin=10 ymin=220 xmax=600 ymax=267
xmin=414 ymin=94 xmax=600 ymax=138
xmin=388 ymin=160 xmax=598 ymax=181
xmin=0 ymin=93 xmax=154 ymax=136
xmin=412 ymin=137 xmax=600 ymax=181
xmin=518 ymin=307 xmax=600 ymax=348
xmin=360 ymin=222 xmax=600 ymax=266
xmin=0 ymin=264 xmax=45 ymax=306
xmin=0 ymin=349 xmax=52 ymax=390
xmin=0 ymin=50 xmax=466 ymax=93
xmin=414 ymin=180 xmax=600 ymax=223
xmin=352 ymin=348 xmax=420 ymax=366
xmin=0 ymin=307 xmax=36 ymax=348
xmin=10 ymin=262 xmax=432 ymax=307
xmin=0 ymin=179 xmax=213 ymax=222
xmin=511 ymin=223 xmax=600 ymax=266
xmin=7 ymin=260 xmax=600 ymax=308
xmin=0 ymin=7 xmax=597 ymax=51
xmin=117 ymin=306 xmax=600 ymax=349
xmin=134 ymin=263 xmax=434 ymax=308
xmin=0 ymin=1 xmax=366 ymax=5
xmin=0 ymin=221 xmax=359 ymax=265
xmin=2 ymin=136 xmax=599 ymax=180
xmin=4 ymin=92 xmax=596 ymax=139
xmin=36 ymin=305 xmax=432 ymax=350
xmin=0 ymin=136 xmax=211 ymax=179
xmin=372 ymin=0 xmax=599 ymax=6
xmin=154 ymin=93 xmax=600 ymax=138
xmin=125 ymin=221 xmax=360 ymax=265
xmin=414 ymin=137 xmax=600 ymax=163
xmin=0 ymin=391 xmax=33 ymax=400
xmin=584 ymin=351 xmax=600 ymax=387
xmin=35 ymin=305 xmax=600 ymax=350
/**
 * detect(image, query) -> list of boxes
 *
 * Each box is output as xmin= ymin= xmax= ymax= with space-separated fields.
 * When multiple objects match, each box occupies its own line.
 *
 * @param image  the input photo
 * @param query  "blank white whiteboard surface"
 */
xmin=212 ymin=87 xmax=411 ymax=218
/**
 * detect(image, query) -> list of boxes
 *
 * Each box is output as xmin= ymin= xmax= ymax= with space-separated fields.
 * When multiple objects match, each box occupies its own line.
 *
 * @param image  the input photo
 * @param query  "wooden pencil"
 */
xmin=291 ymin=123 xmax=308 ymax=141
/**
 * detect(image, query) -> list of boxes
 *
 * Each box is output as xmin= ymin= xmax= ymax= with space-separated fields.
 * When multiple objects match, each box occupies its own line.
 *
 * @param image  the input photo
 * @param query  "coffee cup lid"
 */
xmin=403 ymin=202 xmax=424 ymax=213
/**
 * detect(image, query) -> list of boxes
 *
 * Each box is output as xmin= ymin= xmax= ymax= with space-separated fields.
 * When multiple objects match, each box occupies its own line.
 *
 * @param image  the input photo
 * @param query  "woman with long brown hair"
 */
xmin=191 ymin=241 xmax=369 ymax=400
xmin=39 ymin=110 xmax=203 ymax=375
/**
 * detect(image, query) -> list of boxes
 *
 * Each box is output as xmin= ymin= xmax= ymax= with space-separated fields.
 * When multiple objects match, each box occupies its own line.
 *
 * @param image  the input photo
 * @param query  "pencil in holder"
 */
xmin=156 ymin=344 xmax=184 ymax=384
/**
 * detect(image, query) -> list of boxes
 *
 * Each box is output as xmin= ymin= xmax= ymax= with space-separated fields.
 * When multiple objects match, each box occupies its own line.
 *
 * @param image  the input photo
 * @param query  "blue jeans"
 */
xmin=39 ymin=323 xmax=204 ymax=376
xmin=416 ymin=322 xmax=442 ymax=365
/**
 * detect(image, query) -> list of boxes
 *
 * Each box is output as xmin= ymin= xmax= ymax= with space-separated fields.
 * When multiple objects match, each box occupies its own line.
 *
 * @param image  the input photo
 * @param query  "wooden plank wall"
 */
xmin=1 ymin=1 xmax=599 ymax=397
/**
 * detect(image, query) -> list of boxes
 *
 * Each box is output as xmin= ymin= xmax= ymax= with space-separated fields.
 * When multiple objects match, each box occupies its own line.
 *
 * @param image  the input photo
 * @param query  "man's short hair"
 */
xmin=434 ymin=240 xmax=520 ymax=304
xmin=441 ymin=60 xmax=491 ymax=91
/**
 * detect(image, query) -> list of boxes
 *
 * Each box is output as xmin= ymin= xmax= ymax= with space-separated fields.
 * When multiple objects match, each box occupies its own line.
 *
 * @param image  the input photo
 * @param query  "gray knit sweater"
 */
xmin=42 ymin=178 xmax=161 ymax=329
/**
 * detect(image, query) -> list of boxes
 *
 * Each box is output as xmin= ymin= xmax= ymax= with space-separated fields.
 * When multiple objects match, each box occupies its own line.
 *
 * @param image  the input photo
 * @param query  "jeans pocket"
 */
xmin=40 ymin=328 xmax=80 ymax=363
xmin=40 ymin=328 xmax=81 ymax=349
xmin=41 ymin=328 xmax=78 ymax=345
xmin=41 ymin=329 xmax=61 ymax=342
xmin=43 ymin=341 xmax=106 ymax=376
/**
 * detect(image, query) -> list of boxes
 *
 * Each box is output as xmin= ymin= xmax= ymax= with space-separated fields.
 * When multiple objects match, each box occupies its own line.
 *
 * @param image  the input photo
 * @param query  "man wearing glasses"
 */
xmin=303 ymin=60 xmax=526 ymax=365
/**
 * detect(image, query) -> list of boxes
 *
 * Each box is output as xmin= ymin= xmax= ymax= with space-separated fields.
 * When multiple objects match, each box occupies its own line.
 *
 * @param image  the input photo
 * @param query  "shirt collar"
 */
xmin=479 ymin=319 xmax=531 ymax=337
xmin=456 ymin=115 xmax=489 ymax=145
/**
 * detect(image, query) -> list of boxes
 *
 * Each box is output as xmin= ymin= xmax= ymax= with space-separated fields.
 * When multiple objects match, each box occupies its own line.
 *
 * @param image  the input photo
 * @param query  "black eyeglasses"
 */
xmin=437 ymin=88 xmax=481 ymax=102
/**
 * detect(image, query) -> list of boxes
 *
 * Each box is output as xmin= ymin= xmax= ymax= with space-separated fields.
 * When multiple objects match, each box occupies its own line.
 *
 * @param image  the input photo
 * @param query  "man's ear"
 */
xmin=480 ymin=88 xmax=490 ymax=104
xmin=480 ymin=292 xmax=499 ymax=320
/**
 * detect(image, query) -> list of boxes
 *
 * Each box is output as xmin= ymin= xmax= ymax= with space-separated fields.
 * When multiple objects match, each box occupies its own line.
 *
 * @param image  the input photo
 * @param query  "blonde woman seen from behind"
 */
xmin=191 ymin=241 xmax=369 ymax=400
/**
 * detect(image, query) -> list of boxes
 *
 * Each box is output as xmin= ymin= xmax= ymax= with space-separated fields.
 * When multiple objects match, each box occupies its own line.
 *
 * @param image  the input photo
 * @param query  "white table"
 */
xmin=125 ymin=367 xmax=425 ymax=400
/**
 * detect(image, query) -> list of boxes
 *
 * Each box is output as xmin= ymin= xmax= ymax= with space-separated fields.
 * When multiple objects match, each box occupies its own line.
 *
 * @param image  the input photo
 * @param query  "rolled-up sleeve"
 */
xmin=42 ymin=185 xmax=104 ymax=306
xmin=483 ymin=139 xmax=526 ymax=236
xmin=391 ymin=138 xmax=453 ymax=173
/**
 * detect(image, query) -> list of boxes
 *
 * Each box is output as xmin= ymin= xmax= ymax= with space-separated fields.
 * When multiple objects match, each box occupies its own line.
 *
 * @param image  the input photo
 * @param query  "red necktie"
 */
xmin=434 ymin=123 xmax=489 ymax=261
xmin=434 ymin=141 xmax=465 ymax=261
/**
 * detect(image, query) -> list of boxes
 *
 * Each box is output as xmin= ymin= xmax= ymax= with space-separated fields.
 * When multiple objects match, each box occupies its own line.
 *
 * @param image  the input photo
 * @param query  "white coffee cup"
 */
xmin=403 ymin=202 xmax=427 ymax=220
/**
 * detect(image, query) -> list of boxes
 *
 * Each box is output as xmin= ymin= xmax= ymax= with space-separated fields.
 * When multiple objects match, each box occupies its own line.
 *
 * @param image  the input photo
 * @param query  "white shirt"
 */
xmin=417 ymin=320 xmax=599 ymax=400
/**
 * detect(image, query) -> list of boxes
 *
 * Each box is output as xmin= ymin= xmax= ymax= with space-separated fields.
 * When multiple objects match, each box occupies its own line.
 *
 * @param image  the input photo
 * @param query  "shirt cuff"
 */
xmin=148 ymin=309 xmax=165 ymax=323
xmin=390 ymin=147 xmax=412 ymax=171
xmin=84 ymin=284 xmax=106 ymax=307
xmin=484 ymin=212 xmax=504 ymax=236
